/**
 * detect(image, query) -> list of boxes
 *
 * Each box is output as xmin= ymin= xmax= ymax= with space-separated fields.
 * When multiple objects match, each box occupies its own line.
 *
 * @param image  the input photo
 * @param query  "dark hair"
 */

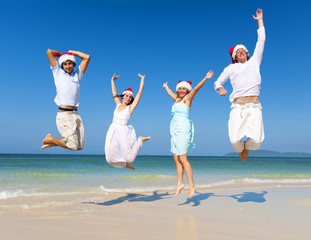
xmin=234 ymin=56 xmax=250 ymax=63
xmin=113 ymin=94 xmax=134 ymax=105
xmin=61 ymin=60 xmax=76 ymax=68
xmin=234 ymin=54 xmax=250 ymax=63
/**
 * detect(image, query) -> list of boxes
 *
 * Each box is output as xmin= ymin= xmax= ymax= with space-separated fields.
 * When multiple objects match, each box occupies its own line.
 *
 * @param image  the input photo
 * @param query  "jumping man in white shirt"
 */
xmin=41 ymin=49 xmax=90 ymax=150
xmin=214 ymin=9 xmax=265 ymax=161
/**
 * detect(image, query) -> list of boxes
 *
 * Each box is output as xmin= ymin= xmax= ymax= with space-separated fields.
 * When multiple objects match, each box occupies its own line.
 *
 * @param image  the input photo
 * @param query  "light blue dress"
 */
xmin=170 ymin=101 xmax=195 ymax=155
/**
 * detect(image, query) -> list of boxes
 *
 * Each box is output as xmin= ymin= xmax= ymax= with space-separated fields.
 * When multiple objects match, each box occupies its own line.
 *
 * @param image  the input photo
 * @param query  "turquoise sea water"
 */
xmin=1 ymin=154 xmax=311 ymax=200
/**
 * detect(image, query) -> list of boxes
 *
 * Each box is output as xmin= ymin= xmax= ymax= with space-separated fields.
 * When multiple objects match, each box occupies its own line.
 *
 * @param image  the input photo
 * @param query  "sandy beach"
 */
xmin=1 ymin=186 xmax=311 ymax=240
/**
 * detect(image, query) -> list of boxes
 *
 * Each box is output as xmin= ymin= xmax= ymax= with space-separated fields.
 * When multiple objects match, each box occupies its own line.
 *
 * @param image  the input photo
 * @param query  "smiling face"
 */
xmin=235 ymin=48 xmax=248 ymax=63
xmin=177 ymin=87 xmax=189 ymax=99
xmin=122 ymin=93 xmax=133 ymax=105
xmin=62 ymin=60 xmax=75 ymax=74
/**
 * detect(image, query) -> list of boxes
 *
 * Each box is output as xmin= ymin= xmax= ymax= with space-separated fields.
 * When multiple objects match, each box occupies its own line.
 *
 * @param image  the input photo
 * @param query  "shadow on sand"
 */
xmin=227 ymin=190 xmax=268 ymax=203
xmin=178 ymin=190 xmax=268 ymax=207
xmin=178 ymin=192 xmax=215 ymax=207
xmin=83 ymin=190 xmax=268 ymax=207
xmin=83 ymin=191 xmax=171 ymax=206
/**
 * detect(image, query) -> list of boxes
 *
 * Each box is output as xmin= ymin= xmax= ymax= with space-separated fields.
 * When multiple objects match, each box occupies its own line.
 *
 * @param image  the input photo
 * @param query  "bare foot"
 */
xmin=239 ymin=149 xmax=249 ymax=161
xmin=139 ymin=136 xmax=151 ymax=143
xmin=174 ymin=184 xmax=185 ymax=197
xmin=239 ymin=151 xmax=245 ymax=161
xmin=242 ymin=149 xmax=249 ymax=161
xmin=42 ymin=133 xmax=53 ymax=145
xmin=41 ymin=144 xmax=56 ymax=150
xmin=189 ymin=185 xmax=196 ymax=198
xmin=125 ymin=164 xmax=135 ymax=170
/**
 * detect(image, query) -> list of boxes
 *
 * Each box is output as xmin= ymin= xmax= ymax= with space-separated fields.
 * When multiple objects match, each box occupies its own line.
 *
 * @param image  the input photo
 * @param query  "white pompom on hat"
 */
xmin=59 ymin=52 xmax=76 ymax=67
xmin=122 ymin=88 xmax=133 ymax=96
xmin=176 ymin=81 xmax=192 ymax=92
xmin=229 ymin=45 xmax=249 ymax=64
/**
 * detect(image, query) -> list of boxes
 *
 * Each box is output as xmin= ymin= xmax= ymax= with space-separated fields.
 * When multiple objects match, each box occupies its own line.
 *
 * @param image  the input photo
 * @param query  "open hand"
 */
xmin=138 ymin=73 xmax=145 ymax=79
xmin=162 ymin=82 xmax=168 ymax=89
xmin=205 ymin=70 xmax=214 ymax=79
xmin=253 ymin=9 xmax=263 ymax=21
xmin=111 ymin=74 xmax=119 ymax=81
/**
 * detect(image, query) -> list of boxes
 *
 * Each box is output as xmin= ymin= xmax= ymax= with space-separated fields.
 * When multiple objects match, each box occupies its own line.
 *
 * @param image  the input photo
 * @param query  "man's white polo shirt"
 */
xmin=51 ymin=64 xmax=84 ymax=107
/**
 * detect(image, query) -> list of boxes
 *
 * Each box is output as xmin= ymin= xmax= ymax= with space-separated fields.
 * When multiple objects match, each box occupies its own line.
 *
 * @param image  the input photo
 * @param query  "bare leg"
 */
xmin=242 ymin=149 xmax=249 ymax=161
xmin=41 ymin=133 xmax=70 ymax=150
xmin=238 ymin=141 xmax=248 ymax=161
xmin=178 ymin=154 xmax=195 ymax=198
xmin=239 ymin=151 xmax=245 ymax=161
xmin=173 ymin=154 xmax=184 ymax=196
xmin=41 ymin=143 xmax=57 ymax=149
xmin=139 ymin=136 xmax=151 ymax=142
xmin=125 ymin=163 xmax=135 ymax=170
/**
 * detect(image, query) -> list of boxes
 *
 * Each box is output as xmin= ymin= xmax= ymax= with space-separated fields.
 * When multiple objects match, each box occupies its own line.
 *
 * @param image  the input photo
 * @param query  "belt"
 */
xmin=58 ymin=107 xmax=77 ymax=112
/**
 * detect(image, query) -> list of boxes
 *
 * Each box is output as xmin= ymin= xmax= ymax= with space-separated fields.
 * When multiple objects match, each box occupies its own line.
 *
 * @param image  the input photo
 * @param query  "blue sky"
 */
xmin=0 ymin=0 xmax=310 ymax=155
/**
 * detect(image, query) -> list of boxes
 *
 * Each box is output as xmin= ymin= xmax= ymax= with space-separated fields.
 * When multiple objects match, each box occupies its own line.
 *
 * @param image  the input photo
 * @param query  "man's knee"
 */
xmin=246 ymin=138 xmax=261 ymax=150
xmin=65 ymin=132 xmax=84 ymax=150
xmin=232 ymin=144 xmax=244 ymax=153
xmin=68 ymin=146 xmax=83 ymax=151
xmin=230 ymin=139 xmax=244 ymax=153
xmin=65 ymin=140 xmax=81 ymax=150
xmin=67 ymin=145 xmax=79 ymax=150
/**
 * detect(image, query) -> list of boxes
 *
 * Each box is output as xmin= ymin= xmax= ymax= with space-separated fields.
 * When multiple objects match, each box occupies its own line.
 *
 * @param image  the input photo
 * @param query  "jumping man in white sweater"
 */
xmin=214 ymin=9 xmax=265 ymax=161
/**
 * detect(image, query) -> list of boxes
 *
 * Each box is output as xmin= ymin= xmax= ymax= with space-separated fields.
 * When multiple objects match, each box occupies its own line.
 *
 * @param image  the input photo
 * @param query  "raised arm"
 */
xmin=129 ymin=73 xmax=145 ymax=115
xmin=111 ymin=74 xmax=122 ymax=105
xmin=253 ymin=9 xmax=264 ymax=29
xmin=252 ymin=9 xmax=265 ymax=65
xmin=185 ymin=70 xmax=214 ymax=105
xmin=68 ymin=50 xmax=91 ymax=74
xmin=47 ymin=49 xmax=61 ymax=68
xmin=162 ymin=82 xmax=177 ymax=101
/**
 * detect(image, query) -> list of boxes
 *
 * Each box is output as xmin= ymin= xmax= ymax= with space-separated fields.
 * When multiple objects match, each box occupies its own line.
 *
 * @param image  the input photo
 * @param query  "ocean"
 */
xmin=1 ymin=154 xmax=311 ymax=201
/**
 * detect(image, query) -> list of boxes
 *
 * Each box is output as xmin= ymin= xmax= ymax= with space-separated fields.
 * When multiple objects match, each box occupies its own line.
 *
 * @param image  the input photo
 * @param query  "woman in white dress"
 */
xmin=105 ymin=73 xmax=150 ymax=170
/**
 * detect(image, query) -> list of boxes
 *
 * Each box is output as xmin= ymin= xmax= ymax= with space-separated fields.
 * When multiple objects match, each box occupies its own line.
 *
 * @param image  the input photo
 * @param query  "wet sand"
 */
xmin=1 ymin=186 xmax=311 ymax=240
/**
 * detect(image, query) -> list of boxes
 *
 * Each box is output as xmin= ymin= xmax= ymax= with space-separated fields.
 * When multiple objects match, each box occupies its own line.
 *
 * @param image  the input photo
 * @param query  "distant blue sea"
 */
xmin=1 ymin=154 xmax=311 ymax=200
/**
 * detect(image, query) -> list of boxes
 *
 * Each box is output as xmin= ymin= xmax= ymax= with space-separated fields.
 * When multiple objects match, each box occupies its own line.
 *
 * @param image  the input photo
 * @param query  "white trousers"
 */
xmin=228 ymin=102 xmax=264 ymax=153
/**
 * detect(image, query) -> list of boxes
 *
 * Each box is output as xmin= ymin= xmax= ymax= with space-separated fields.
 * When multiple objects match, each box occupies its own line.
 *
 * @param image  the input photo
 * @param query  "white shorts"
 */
xmin=228 ymin=102 xmax=264 ymax=152
xmin=56 ymin=110 xmax=84 ymax=150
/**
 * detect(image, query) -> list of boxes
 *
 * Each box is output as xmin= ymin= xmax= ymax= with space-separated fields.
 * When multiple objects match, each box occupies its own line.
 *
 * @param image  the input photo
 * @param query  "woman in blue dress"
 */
xmin=162 ymin=70 xmax=214 ymax=198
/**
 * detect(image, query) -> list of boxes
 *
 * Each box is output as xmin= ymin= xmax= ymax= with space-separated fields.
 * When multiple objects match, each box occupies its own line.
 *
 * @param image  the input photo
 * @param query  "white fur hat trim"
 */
xmin=59 ymin=53 xmax=76 ymax=67
xmin=176 ymin=81 xmax=192 ymax=92
xmin=231 ymin=44 xmax=249 ymax=60
xmin=122 ymin=88 xmax=133 ymax=96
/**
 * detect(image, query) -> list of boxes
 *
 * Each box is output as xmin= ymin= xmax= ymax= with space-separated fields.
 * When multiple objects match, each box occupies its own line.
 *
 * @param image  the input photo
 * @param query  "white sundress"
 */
xmin=105 ymin=104 xmax=142 ymax=168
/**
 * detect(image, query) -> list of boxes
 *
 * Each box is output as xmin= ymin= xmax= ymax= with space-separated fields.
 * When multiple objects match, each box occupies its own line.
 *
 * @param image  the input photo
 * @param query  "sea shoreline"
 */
xmin=1 ymin=186 xmax=311 ymax=240
xmin=1 ymin=154 xmax=311 ymax=239
xmin=0 ymin=155 xmax=311 ymax=240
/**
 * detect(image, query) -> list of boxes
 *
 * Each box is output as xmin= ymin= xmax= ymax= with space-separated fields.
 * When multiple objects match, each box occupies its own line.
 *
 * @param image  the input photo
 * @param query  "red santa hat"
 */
xmin=59 ymin=52 xmax=76 ymax=67
xmin=229 ymin=45 xmax=249 ymax=64
xmin=176 ymin=81 xmax=192 ymax=92
xmin=122 ymin=88 xmax=133 ymax=96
